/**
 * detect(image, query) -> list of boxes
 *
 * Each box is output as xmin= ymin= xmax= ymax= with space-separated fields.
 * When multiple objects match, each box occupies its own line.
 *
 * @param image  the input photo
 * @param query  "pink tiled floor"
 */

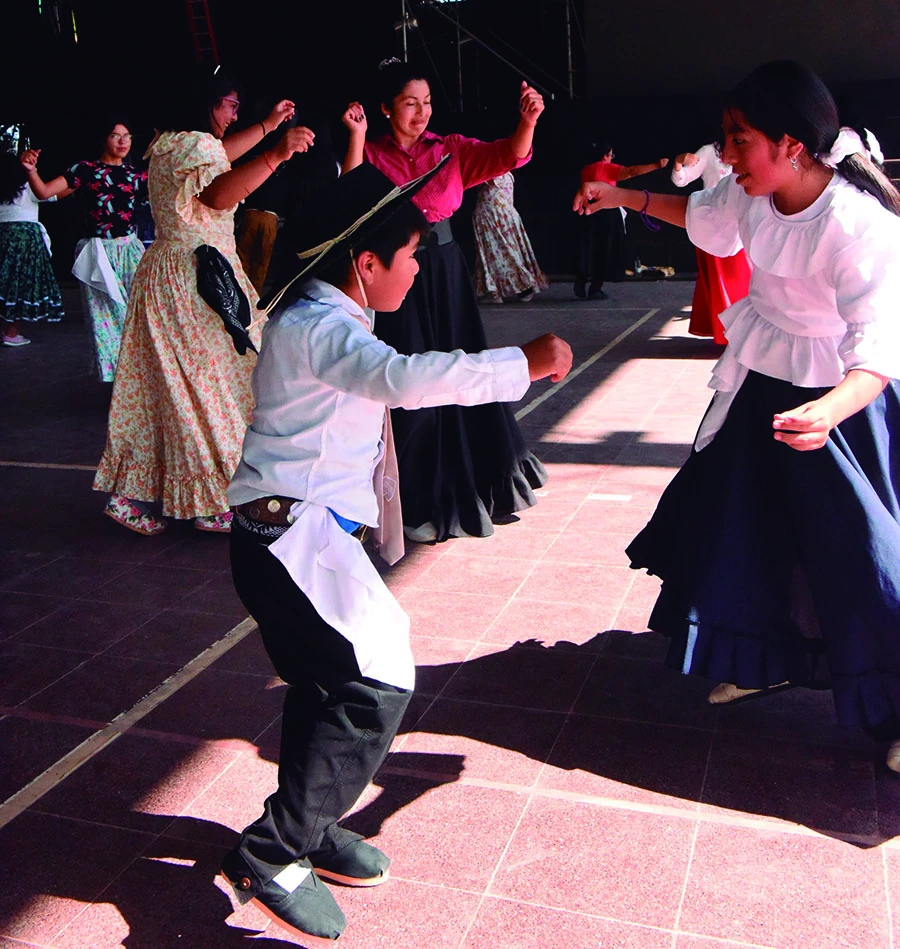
xmin=3 ymin=283 xmax=900 ymax=948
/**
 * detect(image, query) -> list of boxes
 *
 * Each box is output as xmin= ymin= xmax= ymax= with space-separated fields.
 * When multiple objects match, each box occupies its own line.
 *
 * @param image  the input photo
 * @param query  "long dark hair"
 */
xmin=376 ymin=59 xmax=432 ymax=112
xmin=0 ymin=151 xmax=28 ymax=205
xmin=159 ymin=66 xmax=243 ymax=134
xmin=727 ymin=60 xmax=900 ymax=216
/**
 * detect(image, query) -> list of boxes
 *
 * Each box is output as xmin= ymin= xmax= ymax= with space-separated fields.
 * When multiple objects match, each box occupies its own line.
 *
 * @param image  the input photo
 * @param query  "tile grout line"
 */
xmin=0 ymin=617 xmax=257 ymax=830
xmin=514 ymin=308 xmax=660 ymax=421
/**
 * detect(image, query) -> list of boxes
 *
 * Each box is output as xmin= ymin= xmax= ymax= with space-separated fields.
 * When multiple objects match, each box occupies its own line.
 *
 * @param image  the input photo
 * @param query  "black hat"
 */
xmin=257 ymin=155 xmax=449 ymax=311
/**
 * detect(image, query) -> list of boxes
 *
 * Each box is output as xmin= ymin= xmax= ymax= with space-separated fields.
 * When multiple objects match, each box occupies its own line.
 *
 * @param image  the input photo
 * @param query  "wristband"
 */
xmin=263 ymin=152 xmax=279 ymax=174
xmin=259 ymin=121 xmax=268 ymax=138
xmin=640 ymin=190 xmax=660 ymax=232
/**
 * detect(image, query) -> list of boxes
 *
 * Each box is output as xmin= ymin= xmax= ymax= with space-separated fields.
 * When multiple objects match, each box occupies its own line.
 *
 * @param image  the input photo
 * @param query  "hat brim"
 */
xmin=257 ymin=155 xmax=449 ymax=312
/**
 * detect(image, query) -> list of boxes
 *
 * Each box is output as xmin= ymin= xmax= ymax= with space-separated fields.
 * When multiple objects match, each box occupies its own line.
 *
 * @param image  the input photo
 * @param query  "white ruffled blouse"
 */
xmin=686 ymin=173 xmax=900 ymax=448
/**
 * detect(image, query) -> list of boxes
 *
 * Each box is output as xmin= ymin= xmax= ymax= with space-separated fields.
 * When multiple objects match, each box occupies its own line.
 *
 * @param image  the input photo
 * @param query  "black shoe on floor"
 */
xmin=312 ymin=837 xmax=390 ymax=887
xmin=587 ymin=287 xmax=609 ymax=300
xmin=222 ymin=855 xmax=346 ymax=940
xmin=573 ymin=278 xmax=587 ymax=299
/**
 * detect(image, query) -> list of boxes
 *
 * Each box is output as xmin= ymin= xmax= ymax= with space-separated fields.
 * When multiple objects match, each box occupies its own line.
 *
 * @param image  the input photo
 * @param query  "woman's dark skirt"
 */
xmin=374 ymin=235 xmax=546 ymax=541
xmin=577 ymin=208 xmax=627 ymax=286
xmin=0 ymin=222 xmax=64 ymax=323
xmin=626 ymin=370 xmax=900 ymax=731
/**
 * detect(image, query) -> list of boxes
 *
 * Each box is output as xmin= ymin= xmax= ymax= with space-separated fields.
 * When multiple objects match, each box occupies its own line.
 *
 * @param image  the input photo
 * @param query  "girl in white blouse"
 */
xmin=575 ymin=60 xmax=900 ymax=769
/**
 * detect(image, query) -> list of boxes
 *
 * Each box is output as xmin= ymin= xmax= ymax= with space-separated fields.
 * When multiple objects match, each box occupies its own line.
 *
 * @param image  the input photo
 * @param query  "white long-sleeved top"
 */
xmin=228 ymin=278 xmax=531 ymax=689
xmin=686 ymin=173 xmax=900 ymax=449
xmin=229 ymin=278 xmax=530 ymax=522
xmin=0 ymin=185 xmax=54 ymax=252
xmin=670 ymin=144 xmax=731 ymax=191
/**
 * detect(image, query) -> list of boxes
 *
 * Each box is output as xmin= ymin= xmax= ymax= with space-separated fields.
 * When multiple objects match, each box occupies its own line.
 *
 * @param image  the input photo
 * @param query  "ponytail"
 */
xmin=835 ymin=152 xmax=900 ymax=217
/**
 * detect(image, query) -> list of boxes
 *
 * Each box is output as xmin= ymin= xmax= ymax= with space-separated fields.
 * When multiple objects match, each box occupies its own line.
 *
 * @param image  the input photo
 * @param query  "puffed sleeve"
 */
xmin=832 ymin=223 xmax=900 ymax=380
xmin=446 ymin=133 xmax=530 ymax=191
xmin=670 ymin=146 xmax=711 ymax=188
xmin=167 ymin=131 xmax=231 ymax=224
xmin=685 ymin=174 xmax=745 ymax=257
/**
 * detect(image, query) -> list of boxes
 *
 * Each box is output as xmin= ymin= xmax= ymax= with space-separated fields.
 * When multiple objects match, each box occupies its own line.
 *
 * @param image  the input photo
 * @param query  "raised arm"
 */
xmin=506 ymin=82 xmax=544 ymax=160
xmin=222 ymin=99 xmax=297 ymax=163
xmin=619 ymin=157 xmax=669 ymax=181
xmin=198 ymin=125 xmax=315 ymax=210
xmin=19 ymin=150 xmax=70 ymax=199
xmin=573 ymin=181 xmax=688 ymax=229
xmin=341 ymin=102 xmax=367 ymax=175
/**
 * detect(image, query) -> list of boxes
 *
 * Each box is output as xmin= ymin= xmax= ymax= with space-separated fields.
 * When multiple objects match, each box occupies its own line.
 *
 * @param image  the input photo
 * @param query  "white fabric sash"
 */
xmin=268 ymin=501 xmax=414 ymax=689
xmin=72 ymin=238 xmax=126 ymax=305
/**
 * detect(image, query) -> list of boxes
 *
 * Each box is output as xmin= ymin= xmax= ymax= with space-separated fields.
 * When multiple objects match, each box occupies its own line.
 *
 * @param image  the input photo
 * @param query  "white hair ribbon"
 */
xmin=818 ymin=127 xmax=865 ymax=168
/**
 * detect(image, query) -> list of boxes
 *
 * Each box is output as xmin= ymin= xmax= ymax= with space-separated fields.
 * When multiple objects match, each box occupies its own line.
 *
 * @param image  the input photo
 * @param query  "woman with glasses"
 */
xmin=22 ymin=119 xmax=147 ymax=380
xmin=92 ymin=68 xmax=314 ymax=535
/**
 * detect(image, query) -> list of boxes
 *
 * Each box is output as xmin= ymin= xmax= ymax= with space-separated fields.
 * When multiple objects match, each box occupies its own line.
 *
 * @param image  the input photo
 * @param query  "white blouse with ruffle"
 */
xmin=686 ymin=173 xmax=900 ymax=449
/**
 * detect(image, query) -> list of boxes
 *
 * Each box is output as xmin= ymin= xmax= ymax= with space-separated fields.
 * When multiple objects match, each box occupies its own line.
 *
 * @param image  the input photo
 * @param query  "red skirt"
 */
xmin=689 ymin=247 xmax=751 ymax=345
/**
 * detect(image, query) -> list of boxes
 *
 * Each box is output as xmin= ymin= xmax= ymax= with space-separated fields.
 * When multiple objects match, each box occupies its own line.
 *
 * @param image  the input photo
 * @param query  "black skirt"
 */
xmin=374 ymin=234 xmax=546 ymax=541
xmin=577 ymin=208 xmax=626 ymax=284
xmin=627 ymin=370 xmax=900 ymax=730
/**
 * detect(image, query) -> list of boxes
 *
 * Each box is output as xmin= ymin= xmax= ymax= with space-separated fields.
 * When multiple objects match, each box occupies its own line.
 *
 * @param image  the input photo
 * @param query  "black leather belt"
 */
xmin=231 ymin=495 xmax=299 ymax=526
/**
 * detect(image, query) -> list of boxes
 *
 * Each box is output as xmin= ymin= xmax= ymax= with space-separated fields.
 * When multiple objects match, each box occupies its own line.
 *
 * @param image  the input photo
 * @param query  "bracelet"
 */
xmin=263 ymin=152 xmax=279 ymax=174
xmin=259 ymin=121 xmax=268 ymax=138
xmin=640 ymin=190 xmax=661 ymax=232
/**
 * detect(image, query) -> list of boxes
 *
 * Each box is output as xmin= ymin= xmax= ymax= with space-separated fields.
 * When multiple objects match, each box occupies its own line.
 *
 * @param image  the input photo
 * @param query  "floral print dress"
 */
xmin=93 ymin=131 xmax=262 ymax=519
xmin=473 ymin=172 xmax=548 ymax=301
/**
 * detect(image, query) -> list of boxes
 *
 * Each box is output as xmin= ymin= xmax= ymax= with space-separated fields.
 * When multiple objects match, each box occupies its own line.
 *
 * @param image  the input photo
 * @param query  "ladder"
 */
xmin=184 ymin=0 xmax=219 ymax=65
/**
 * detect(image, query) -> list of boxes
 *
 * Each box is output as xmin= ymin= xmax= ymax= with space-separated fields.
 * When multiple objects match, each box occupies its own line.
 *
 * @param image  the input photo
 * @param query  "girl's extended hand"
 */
xmin=20 ymin=148 xmax=41 ymax=172
xmin=773 ymin=400 xmax=834 ymax=451
xmin=270 ymin=126 xmax=315 ymax=163
xmin=266 ymin=99 xmax=296 ymax=130
xmin=573 ymin=180 xmax=618 ymax=215
xmin=674 ymin=151 xmax=698 ymax=170
xmin=518 ymin=82 xmax=544 ymax=126
xmin=342 ymin=102 xmax=367 ymax=136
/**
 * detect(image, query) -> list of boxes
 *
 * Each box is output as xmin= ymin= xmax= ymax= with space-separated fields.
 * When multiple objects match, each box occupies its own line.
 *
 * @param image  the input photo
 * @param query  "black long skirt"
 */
xmin=374 ymin=235 xmax=546 ymax=541
xmin=576 ymin=208 xmax=626 ymax=285
xmin=626 ymin=370 xmax=900 ymax=730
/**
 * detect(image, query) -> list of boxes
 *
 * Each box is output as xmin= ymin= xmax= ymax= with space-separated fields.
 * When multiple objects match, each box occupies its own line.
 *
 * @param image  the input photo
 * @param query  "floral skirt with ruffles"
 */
xmin=0 ymin=222 xmax=64 ymax=323
xmin=93 ymin=237 xmax=260 ymax=519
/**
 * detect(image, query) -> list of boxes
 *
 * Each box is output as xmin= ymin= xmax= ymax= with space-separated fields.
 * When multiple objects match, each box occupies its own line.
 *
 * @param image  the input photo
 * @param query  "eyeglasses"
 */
xmin=109 ymin=133 xmax=132 ymax=143
xmin=221 ymin=96 xmax=240 ymax=111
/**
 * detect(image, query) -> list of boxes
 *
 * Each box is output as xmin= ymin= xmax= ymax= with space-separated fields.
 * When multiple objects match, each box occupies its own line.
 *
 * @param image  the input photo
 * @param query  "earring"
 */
xmin=790 ymin=155 xmax=799 ymax=172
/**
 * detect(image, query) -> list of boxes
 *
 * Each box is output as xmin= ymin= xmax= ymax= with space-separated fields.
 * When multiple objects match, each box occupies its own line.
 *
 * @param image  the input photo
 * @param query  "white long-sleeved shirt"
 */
xmin=228 ymin=278 xmax=531 ymax=526
xmin=228 ymin=277 xmax=531 ymax=690
xmin=686 ymin=173 xmax=900 ymax=448
xmin=670 ymin=143 xmax=731 ymax=192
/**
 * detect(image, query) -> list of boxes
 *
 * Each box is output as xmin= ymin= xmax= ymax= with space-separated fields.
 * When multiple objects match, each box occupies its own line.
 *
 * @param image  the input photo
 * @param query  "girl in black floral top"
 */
xmin=22 ymin=119 xmax=149 ymax=380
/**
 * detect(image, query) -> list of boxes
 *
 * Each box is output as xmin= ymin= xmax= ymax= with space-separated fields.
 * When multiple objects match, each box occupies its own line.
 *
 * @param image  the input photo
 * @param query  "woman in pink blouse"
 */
xmin=341 ymin=60 xmax=547 ymax=542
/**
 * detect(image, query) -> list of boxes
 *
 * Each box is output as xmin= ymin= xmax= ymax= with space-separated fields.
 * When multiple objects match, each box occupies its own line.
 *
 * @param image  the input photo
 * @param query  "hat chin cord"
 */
xmin=350 ymin=251 xmax=370 ymax=310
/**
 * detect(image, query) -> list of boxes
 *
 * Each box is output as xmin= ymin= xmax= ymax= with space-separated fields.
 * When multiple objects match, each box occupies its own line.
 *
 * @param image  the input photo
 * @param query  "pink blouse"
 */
xmin=364 ymin=130 xmax=531 ymax=223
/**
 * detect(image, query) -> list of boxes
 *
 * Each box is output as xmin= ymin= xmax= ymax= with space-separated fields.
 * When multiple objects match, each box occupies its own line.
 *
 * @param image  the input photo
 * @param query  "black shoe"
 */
xmin=587 ymin=287 xmax=608 ymax=300
xmin=573 ymin=279 xmax=587 ymax=299
xmin=517 ymin=288 xmax=535 ymax=302
xmin=222 ymin=854 xmax=346 ymax=940
xmin=312 ymin=837 xmax=390 ymax=887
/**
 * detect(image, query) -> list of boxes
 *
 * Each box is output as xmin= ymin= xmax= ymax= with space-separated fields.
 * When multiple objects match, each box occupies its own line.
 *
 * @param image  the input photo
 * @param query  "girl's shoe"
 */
xmin=887 ymin=740 xmax=900 ymax=773
xmin=2 ymin=334 xmax=31 ymax=347
xmin=104 ymin=494 xmax=167 ymax=536
xmin=707 ymin=681 xmax=790 ymax=704
xmin=194 ymin=511 xmax=233 ymax=533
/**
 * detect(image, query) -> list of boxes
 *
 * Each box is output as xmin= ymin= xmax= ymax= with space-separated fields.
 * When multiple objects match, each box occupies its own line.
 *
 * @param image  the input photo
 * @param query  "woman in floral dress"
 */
xmin=92 ymin=70 xmax=314 ymax=534
xmin=21 ymin=119 xmax=147 ymax=380
xmin=473 ymin=171 xmax=548 ymax=304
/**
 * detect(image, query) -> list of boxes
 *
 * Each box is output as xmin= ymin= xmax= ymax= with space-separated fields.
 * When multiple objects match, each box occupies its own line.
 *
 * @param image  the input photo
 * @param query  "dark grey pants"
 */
xmin=224 ymin=523 xmax=411 ymax=895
